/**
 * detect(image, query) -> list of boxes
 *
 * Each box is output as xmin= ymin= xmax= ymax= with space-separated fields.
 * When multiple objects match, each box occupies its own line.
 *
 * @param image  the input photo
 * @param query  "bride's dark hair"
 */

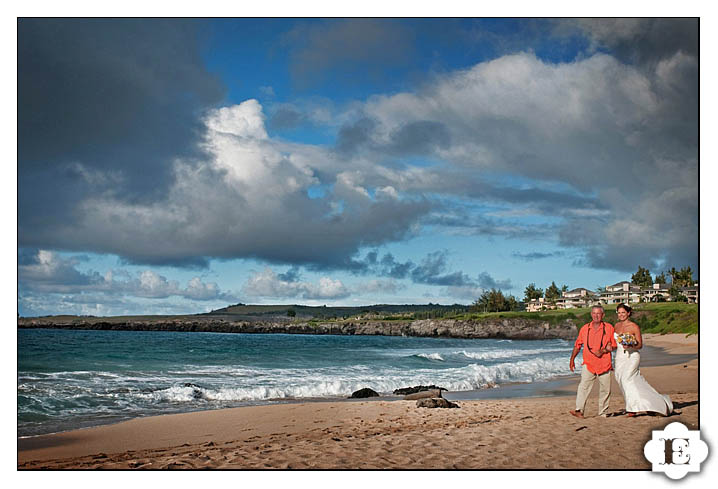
xmin=616 ymin=303 xmax=632 ymax=315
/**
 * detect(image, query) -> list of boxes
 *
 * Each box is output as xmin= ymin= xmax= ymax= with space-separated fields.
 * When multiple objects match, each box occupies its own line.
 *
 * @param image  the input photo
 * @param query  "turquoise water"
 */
xmin=18 ymin=328 xmax=573 ymax=436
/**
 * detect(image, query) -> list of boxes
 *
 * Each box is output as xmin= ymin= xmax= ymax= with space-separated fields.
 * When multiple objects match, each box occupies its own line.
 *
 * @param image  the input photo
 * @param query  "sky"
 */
xmin=16 ymin=17 xmax=700 ymax=317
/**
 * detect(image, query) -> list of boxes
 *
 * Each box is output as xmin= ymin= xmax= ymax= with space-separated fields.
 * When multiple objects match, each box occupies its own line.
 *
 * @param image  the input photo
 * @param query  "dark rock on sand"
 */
xmin=416 ymin=398 xmax=459 ymax=409
xmin=393 ymin=385 xmax=447 ymax=395
xmin=349 ymin=388 xmax=380 ymax=398
xmin=403 ymin=389 xmax=443 ymax=400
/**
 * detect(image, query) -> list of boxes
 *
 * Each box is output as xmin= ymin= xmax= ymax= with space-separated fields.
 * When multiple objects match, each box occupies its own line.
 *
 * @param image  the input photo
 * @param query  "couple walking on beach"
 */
xmin=568 ymin=304 xmax=673 ymax=419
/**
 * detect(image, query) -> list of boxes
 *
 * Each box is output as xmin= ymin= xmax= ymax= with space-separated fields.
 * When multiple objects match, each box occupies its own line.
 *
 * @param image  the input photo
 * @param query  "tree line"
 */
xmin=470 ymin=265 xmax=697 ymax=313
xmin=471 ymin=289 xmax=521 ymax=313
xmin=630 ymin=265 xmax=694 ymax=287
xmin=522 ymin=265 xmax=696 ymax=305
xmin=630 ymin=265 xmax=696 ymax=302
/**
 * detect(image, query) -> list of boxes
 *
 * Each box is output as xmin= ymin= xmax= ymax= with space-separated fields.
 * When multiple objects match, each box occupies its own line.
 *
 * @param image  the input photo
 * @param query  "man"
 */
xmin=569 ymin=305 xmax=617 ymax=418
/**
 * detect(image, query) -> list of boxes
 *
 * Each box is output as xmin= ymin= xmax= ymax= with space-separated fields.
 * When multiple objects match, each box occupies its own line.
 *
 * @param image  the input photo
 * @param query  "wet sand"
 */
xmin=18 ymin=333 xmax=698 ymax=469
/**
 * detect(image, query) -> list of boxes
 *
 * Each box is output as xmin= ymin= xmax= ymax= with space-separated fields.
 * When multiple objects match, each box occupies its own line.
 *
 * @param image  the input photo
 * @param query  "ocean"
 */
xmin=18 ymin=328 xmax=575 ymax=437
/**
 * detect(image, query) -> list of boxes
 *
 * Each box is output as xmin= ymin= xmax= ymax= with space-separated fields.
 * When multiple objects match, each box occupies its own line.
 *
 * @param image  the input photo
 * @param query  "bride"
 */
xmin=613 ymin=303 xmax=673 ymax=416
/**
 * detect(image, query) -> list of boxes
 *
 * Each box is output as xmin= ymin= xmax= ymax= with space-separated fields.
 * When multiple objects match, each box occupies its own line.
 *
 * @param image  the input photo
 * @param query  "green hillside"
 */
xmin=205 ymin=302 xmax=471 ymax=320
xmin=447 ymin=303 xmax=697 ymax=335
xmin=624 ymin=302 xmax=698 ymax=335
xmin=22 ymin=302 xmax=697 ymax=335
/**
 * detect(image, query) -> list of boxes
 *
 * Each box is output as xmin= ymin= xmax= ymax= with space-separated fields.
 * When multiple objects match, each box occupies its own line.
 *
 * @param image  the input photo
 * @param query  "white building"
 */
xmin=555 ymin=288 xmax=598 ymax=309
xmin=680 ymin=284 xmax=699 ymax=304
xmin=525 ymin=297 xmax=549 ymax=312
xmin=601 ymin=281 xmax=642 ymax=304
xmin=641 ymin=283 xmax=671 ymax=302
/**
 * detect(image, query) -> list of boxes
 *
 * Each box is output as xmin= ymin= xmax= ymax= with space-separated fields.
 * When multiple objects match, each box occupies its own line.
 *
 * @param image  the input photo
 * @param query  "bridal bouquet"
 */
xmin=617 ymin=332 xmax=638 ymax=348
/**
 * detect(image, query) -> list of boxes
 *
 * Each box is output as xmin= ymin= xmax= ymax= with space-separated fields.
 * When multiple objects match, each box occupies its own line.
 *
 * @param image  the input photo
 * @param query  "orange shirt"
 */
xmin=574 ymin=321 xmax=617 ymax=375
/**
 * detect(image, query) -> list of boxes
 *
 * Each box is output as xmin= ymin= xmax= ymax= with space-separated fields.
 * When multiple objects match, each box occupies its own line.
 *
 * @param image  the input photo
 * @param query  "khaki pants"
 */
xmin=575 ymin=365 xmax=612 ymax=416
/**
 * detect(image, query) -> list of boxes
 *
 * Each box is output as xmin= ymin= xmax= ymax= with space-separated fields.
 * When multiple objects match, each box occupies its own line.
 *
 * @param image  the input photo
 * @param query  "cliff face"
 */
xmin=17 ymin=317 xmax=578 ymax=340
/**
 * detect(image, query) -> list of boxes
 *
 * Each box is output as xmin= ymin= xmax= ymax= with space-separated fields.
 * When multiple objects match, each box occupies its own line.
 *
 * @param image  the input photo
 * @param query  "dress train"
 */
xmin=613 ymin=333 xmax=672 ymax=416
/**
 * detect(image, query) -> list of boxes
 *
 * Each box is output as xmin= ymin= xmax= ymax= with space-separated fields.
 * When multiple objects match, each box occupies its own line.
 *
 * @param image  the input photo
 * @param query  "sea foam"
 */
xmin=18 ymin=329 xmax=574 ymax=436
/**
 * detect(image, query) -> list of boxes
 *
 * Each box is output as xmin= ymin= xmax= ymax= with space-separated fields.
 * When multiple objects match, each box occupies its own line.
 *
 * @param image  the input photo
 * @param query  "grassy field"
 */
xmin=449 ymin=303 xmax=697 ymax=335
xmin=207 ymin=303 xmax=471 ymax=319
xmin=626 ymin=302 xmax=698 ymax=335
xmin=276 ymin=302 xmax=698 ymax=336
xmin=21 ymin=302 xmax=697 ymax=335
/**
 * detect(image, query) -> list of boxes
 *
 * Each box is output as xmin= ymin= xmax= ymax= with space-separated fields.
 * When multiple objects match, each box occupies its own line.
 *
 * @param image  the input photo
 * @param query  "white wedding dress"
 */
xmin=614 ymin=333 xmax=673 ymax=416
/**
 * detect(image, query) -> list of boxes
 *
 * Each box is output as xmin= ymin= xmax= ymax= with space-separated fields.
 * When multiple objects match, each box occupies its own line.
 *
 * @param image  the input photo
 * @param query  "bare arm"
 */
xmin=569 ymin=345 xmax=581 ymax=372
xmin=631 ymin=322 xmax=643 ymax=349
xmin=607 ymin=325 xmax=617 ymax=350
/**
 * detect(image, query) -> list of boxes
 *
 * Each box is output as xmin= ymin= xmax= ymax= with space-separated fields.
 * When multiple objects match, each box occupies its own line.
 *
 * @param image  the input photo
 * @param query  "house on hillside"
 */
xmin=555 ymin=288 xmax=598 ymax=309
xmin=526 ymin=287 xmax=597 ymax=311
xmin=601 ymin=281 xmax=642 ymax=304
xmin=641 ymin=283 xmax=671 ymax=302
xmin=603 ymin=281 xmax=699 ymax=304
xmin=525 ymin=297 xmax=551 ymax=312
xmin=681 ymin=284 xmax=699 ymax=304
xmin=527 ymin=280 xmax=698 ymax=311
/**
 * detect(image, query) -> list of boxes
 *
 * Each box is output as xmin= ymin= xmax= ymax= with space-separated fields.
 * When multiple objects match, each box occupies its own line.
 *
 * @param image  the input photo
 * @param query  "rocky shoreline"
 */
xmin=17 ymin=317 xmax=578 ymax=340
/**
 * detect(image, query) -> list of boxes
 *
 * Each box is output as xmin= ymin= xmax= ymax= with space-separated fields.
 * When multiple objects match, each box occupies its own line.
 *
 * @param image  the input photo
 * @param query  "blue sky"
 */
xmin=17 ymin=18 xmax=699 ymax=316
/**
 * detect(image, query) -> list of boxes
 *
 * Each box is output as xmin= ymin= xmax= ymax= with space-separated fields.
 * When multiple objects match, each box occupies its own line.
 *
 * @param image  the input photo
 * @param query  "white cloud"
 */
xmin=350 ymin=51 xmax=696 ymax=271
xmin=53 ymin=99 xmax=429 ymax=268
xmin=443 ymin=285 xmax=485 ymax=301
xmin=363 ymin=53 xmax=663 ymax=184
xmin=185 ymin=277 xmax=222 ymax=301
xmin=243 ymin=268 xmax=349 ymax=300
xmin=137 ymin=270 xmax=181 ymax=298
xmin=18 ymin=250 xmax=238 ymax=306
xmin=21 ymin=49 xmax=697 ymax=275
xmin=352 ymin=278 xmax=405 ymax=295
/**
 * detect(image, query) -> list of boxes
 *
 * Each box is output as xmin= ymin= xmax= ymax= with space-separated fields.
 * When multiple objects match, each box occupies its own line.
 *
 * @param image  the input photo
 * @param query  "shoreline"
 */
xmin=18 ymin=334 xmax=693 ymax=439
xmin=18 ymin=333 xmax=698 ymax=469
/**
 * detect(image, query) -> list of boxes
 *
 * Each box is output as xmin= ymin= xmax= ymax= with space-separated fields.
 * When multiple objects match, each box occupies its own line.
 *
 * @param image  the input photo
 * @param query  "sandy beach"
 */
xmin=17 ymin=333 xmax=698 ymax=470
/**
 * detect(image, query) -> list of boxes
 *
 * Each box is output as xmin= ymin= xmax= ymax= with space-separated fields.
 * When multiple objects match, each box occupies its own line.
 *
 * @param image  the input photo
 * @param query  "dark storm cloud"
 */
xmin=380 ymin=253 xmax=414 ymax=280
xmin=335 ymin=117 xmax=376 ymax=154
xmin=401 ymin=250 xmax=513 ymax=290
xmin=18 ymin=248 xmax=41 ymax=265
xmin=269 ymin=105 xmax=306 ymax=130
xmin=569 ymin=19 xmax=698 ymax=170
xmin=117 ymin=255 xmax=212 ymax=270
xmin=277 ymin=266 xmax=302 ymax=282
xmin=480 ymin=186 xmax=603 ymax=213
xmin=512 ymin=251 xmax=564 ymax=261
xmin=18 ymin=18 xmax=225 ymax=242
xmin=356 ymin=34 xmax=697 ymax=274
xmin=282 ymin=19 xmax=414 ymax=91
xmin=335 ymin=119 xmax=451 ymax=157
xmin=388 ymin=121 xmax=451 ymax=155
xmin=20 ymin=82 xmax=437 ymax=270
xmin=395 ymin=250 xmax=515 ymax=293
xmin=310 ymin=250 xmax=414 ymax=278
xmin=17 ymin=19 xmax=697 ymax=279
xmin=476 ymin=272 xmax=512 ymax=290
xmin=424 ymin=211 xmax=558 ymax=241
xmin=334 ymin=249 xmax=510 ymax=292
xmin=574 ymin=18 xmax=698 ymax=65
